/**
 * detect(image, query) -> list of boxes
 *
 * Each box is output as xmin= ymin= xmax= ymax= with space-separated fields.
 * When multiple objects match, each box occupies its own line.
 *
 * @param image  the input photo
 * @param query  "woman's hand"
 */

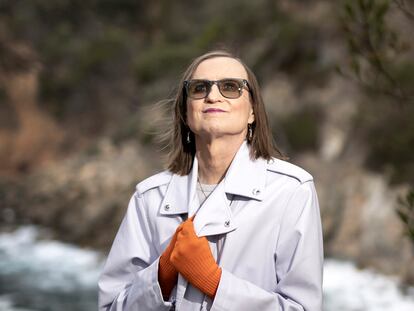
xmin=158 ymin=216 xmax=193 ymax=299
xmin=170 ymin=217 xmax=222 ymax=298
xmin=158 ymin=226 xmax=180 ymax=299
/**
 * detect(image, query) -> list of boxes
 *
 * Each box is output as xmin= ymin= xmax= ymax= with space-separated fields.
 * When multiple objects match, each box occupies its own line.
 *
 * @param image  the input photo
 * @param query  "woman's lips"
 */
xmin=203 ymin=108 xmax=226 ymax=113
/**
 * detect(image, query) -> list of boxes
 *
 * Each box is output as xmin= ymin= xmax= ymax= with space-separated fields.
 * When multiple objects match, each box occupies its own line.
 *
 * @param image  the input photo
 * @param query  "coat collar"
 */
xmin=223 ymin=141 xmax=267 ymax=201
xmin=160 ymin=141 xmax=267 ymax=236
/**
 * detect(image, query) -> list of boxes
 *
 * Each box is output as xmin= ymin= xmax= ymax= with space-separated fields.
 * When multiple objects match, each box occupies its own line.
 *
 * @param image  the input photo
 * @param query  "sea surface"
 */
xmin=0 ymin=226 xmax=413 ymax=311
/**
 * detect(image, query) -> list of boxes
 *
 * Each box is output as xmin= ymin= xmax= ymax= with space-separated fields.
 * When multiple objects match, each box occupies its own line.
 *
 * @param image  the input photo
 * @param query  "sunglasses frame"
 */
xmin=184 ymin=78 xmax=251 ymax=99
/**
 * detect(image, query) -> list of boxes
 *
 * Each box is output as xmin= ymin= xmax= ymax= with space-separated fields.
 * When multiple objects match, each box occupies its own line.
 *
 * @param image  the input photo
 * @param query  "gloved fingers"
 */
xmin=175 ymin=231 xmax=210 ymax=256
xmin=174 ymin=217 xmax=190 ymax=233
xmin=165 ymin=216 xmax=196 ymax=255
xmin=179 ymin=220 xmax=197 ymax=238
xmin=175 ymin=214 xmax=195 ymax=232
xmin=165 ymin=220 xmax=187 ymax=251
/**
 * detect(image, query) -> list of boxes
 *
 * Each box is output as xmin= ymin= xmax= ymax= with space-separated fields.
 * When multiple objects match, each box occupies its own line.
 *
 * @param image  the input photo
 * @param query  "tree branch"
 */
xmin=393 ymin=0 xmax=414 ymax=20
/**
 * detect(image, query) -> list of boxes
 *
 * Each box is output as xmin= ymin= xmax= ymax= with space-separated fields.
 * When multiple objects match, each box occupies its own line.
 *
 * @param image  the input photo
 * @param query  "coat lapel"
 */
xmin=224 ymin=141 xmax=267 ymax=202
xmin=159 ymin=141 xmax=268 ymax=237
xmin=194 ymin=141 xmax=268 ymax=237
xmin=193 ymin=180 xmax=236 ymax=237
xmin=159 ymin=162 xmax=197 ymax=216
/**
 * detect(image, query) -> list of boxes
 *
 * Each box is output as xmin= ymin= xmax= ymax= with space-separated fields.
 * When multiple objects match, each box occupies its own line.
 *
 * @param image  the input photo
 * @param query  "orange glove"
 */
xmin=158 ymin=228 xmax=179 ymax=299
xmin=170 ymin=218 xmax=222 ymax=298
xmin=158 ymin=217 xmax=194 ymax=299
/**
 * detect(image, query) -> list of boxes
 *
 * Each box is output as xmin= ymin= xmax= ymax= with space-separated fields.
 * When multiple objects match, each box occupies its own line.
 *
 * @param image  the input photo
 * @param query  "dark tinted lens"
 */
xmin=188 ymin=81 xmax=209 ymax=99
xmin=218 ymin=80 xmax=242 ymax=98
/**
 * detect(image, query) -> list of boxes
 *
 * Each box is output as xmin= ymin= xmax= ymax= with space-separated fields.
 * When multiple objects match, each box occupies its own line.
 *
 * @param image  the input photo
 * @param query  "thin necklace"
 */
xmin=197 ymin=171 xmax=226 ymax=197
xmin=197 ymin=176 xmax=212 ymax=200
xmin=197 ymin=176 xmax=234 ymax=206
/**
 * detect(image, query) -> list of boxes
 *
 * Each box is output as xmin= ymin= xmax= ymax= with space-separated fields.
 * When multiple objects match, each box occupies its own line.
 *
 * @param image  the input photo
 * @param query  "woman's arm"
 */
xmin=211 ymin=181 xmax=323 ymax=311
xmin=98 ymin=193 xmax=172 ymax=311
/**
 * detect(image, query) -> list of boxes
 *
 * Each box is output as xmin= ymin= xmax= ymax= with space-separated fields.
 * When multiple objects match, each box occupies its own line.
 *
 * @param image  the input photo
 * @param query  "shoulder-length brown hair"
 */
xmin=163 ymin=50 xmax=286 ymax=175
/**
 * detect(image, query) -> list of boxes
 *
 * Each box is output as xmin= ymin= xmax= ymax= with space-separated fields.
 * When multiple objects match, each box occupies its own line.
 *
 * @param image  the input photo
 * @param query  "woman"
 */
xmin=98 ymin=50 xmax=323 ymax=311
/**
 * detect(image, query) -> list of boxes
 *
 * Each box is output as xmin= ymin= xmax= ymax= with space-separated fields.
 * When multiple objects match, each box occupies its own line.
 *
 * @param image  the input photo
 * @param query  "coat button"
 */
xmin=252 ymin=188 xmax=261 ymax=196
xmin=224 ymin=220 xmax=230 ymax=227
xmin=164 ymin=204 xmax=170 ymax=211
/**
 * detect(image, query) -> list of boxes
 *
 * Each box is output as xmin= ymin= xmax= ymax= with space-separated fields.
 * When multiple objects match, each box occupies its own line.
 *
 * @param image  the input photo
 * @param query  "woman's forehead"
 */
xmin=192 ymin=57 xmax=248 ymax=80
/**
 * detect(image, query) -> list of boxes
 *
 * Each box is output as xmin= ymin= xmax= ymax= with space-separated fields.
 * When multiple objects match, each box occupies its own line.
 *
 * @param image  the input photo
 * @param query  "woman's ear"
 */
xmin=248 ymin=108 xmax=255 ymax=124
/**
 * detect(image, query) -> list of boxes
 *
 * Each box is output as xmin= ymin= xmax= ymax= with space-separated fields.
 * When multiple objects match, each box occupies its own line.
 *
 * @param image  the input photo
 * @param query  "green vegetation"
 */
xmin=0 ymin=0 xmax=329 ymax=148
xmin=397 ymin=189 xmax=414 ymax=245
xmin=339 ymin=0 xmax=414 ymax=243
xmin=0 ymin=0 xmax=411 ymax=180
xmin=355 ymin=100 xmax=414 ymax=185
xmin=278 ymin=105 xmax=324 ymax=154
xmin=133 ymin=44 xmax=197 ymax=84
xmin=340 ymin=0 xmax=414 ymax=185
xmin=339 ymin=0 xmax=412 ymax=103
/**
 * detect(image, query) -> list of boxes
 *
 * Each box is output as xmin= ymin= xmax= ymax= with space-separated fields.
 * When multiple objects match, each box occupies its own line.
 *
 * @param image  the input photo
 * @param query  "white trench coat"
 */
xmin=98 ymin=142 xmax=323 ymax=311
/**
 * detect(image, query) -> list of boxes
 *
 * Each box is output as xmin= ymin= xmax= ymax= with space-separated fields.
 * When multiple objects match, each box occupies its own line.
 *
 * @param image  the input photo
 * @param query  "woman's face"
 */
xmin=186 ymin=57 xmax=254 ymax=141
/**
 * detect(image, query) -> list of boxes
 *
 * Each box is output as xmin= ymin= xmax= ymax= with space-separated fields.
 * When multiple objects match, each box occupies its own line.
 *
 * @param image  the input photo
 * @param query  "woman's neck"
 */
xmin=195 ymin=136 xmax=244 ymax=185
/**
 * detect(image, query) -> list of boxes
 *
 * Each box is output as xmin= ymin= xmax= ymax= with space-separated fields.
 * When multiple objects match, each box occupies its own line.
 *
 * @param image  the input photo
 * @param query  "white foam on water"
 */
xmin=0 ymin=226 xmax=103 ymax=292
xmin=323 ymin=259 xmax=414 ymax=311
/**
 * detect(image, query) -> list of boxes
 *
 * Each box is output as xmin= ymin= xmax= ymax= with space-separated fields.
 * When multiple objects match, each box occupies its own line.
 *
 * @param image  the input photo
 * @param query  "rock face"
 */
xmin=263 ymin=70 xmax=414 ymax=283
xmin=0 ymin=139 xmax=160 ymax=249
xmin=0 ymin=48 xmax=64 ymax=175
xmin=301 ymin=155 xmax=414 ymax=284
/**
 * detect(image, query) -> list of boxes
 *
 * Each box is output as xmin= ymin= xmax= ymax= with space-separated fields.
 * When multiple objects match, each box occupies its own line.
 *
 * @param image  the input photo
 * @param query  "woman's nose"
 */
xmin=205 ymin=84 xmax=222 ymax=102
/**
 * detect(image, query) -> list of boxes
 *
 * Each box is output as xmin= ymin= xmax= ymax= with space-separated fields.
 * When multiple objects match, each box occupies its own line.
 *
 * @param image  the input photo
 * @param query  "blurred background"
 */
xmin=0 ymin=0 xmax=414 ymax=310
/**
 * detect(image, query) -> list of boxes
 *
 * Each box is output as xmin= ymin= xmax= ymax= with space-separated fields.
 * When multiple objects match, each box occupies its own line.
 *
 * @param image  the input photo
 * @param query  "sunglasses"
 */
xmin=184 ymin=78 xmax=251 ymax=99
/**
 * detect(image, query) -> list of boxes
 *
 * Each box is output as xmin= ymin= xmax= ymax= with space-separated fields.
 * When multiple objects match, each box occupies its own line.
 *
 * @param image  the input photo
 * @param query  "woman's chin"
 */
xmin=196 ymin=129 xmax=246 ymax=141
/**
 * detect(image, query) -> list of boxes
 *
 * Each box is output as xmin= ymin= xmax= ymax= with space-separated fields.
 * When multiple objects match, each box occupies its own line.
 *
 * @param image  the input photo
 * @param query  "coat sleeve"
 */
xmin=211 ymin=181 xmax=323 ymax=311
xmin=98 ymin=192 xmax=172 ymax=311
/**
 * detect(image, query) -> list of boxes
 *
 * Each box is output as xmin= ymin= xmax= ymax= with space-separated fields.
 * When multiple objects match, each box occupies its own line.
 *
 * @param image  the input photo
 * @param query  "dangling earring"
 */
xmin=248 ymin=123 xmax=253 ymax=142
xmin=186 ymin=131 xmax=191 ymax=144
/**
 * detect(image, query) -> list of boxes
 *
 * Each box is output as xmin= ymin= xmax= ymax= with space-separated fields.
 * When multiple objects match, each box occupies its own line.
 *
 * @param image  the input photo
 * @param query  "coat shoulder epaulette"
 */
xmin=266 ymin=158 xmax=313 ymax=184
xmin=135 ymin=170 xmax=172 ymax=196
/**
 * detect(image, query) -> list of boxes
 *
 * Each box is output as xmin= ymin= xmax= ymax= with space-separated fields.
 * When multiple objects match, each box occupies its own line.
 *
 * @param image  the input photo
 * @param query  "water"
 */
xmin=0 ymin=226 xmax=413 ymax=311
xmin=0 ymin=227 xmax=101 ymax=311
xmin=323 ymin=260 xmax=414 ymax=311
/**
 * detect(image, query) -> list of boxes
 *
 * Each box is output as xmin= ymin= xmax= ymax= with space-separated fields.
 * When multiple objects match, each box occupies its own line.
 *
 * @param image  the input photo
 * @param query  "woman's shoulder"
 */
xmin=135 ymin=170 xmax=173 ymax=196
xmin=265 ymin=157 xmax=313 ymax=184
